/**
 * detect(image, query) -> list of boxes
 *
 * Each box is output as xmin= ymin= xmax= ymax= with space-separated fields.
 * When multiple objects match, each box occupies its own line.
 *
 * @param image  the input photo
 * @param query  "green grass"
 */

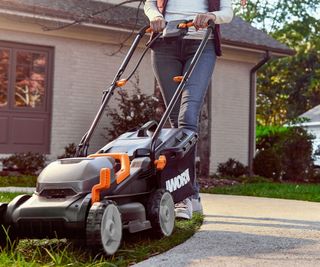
xmin=202 ymin=182 xmax=320 ymax=202
xmin=0 ymin=176 xmax=37 ymax=187
xmin=0 ymin=193 xmax=203 ymax=266
xmin=0 ymin=192 xmax=22 ymax=202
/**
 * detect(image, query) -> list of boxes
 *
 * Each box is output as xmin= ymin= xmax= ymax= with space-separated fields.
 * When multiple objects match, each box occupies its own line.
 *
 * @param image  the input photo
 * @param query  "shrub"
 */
xmin=1 ymin=152 xmax=46 ymax=175
xmin=256 ymin=125 xmax=288 ymax=150
xmin=280 ymin=127 xmax=314 ymax=181
xmin=104 ymin=76 xmax=162 ymax=141
xmin=58 ymin=143 xmax=77 ymax=159
xmin=217 ymin=158 xmax=249 ymax=177
xmin=254 ymin=125 xmax=314 ymax=181
xmin=253 ymin=149 xmax=281 ymax=179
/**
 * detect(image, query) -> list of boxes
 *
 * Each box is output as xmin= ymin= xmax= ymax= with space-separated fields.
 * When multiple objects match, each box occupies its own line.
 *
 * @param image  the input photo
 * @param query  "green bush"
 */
xmin=256 ymin=125 xmax=289 ymax=150
xmin=1 ymin=152 xmax=46 ymax=176
xmin=253 ymin=149 xmax=281 ymax=179
xmin=104 ymin=76 xmax=162 ymax=141
xmin=217 ymin=158 xmax=249 ymax=177
xmin=281 ymin=127 xmax=314 ymax=180
xmin=254 ymin=125 xmax=314 ymax=181
xmin=58 ymin=143 xmax=77 ymax=159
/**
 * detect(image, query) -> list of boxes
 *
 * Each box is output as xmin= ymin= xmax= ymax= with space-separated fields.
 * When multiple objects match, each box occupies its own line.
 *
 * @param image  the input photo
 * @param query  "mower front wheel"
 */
xmin=86 ymin=201 xmax=122 ymax=255
xmin=147 ymin=189 xmax=175 ymax=237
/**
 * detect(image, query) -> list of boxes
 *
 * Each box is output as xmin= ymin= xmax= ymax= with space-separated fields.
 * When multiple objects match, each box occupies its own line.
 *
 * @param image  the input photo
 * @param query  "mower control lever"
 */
xmin=137 ymin=120 xmax=158 ymax=137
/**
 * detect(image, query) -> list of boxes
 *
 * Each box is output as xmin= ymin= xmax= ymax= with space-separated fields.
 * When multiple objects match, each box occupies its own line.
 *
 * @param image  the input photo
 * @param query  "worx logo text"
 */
xmin=165 ymin=168 xmax=190 ymax=192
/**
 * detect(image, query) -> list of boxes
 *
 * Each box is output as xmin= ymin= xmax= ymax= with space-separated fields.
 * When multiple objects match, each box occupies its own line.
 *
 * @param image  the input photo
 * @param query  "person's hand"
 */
xmin=150 ymin=16 xmax=166 ymax=32
xmin=193 ymin=13 xmax=216 ymax=30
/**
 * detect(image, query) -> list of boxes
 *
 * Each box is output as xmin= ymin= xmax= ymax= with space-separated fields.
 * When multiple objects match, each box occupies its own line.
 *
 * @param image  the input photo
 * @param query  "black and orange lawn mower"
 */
xmin=0 ymin=20 xmax=215 ymax=255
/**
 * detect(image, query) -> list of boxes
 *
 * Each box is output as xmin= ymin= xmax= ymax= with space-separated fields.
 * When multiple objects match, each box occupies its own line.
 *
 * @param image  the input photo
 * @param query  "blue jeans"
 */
xmin=151 ymin=38 xmax=217 ymax=198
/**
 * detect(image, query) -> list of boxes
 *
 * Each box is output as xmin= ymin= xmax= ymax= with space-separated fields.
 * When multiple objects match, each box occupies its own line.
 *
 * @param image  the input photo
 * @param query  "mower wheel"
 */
xmin=86 ymin=201 xmax=122 ymax=255
xmin=147 ymin=189 xmax=175 ymax=237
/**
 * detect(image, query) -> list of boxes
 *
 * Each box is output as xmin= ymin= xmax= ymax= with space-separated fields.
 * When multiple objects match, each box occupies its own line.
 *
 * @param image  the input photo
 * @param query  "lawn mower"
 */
xmin=0 ymin=20 xmax=215 ymax=255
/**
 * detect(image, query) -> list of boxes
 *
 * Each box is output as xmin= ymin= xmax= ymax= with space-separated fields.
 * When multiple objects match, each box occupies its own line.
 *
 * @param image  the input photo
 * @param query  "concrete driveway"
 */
xmin=135 ymin=194 xmax=320 ymax=267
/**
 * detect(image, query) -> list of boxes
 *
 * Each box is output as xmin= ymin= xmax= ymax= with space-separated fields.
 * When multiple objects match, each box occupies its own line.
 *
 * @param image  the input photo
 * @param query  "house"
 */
xmin=0 ymin=0 xmax=294 ymax=174
xmin=299 ymin=105 xmax=320 ymax=166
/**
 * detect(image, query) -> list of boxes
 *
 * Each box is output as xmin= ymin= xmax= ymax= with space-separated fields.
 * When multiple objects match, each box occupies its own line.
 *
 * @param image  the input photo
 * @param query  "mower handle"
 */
xmin=137 ymin=120 xmax=158 ymax=137
xmin=76 ymin=24 xmax=155 ymax=157
xmin=178 ymin=19 xmax=215 ymax=29
xmin=150 ymin=20 xmax=215 ymax=158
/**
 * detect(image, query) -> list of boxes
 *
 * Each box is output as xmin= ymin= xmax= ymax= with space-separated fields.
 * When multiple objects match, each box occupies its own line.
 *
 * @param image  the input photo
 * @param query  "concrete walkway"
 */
xmin=0 ymin=187 xmax=35 ymax=193
xmin=135 ymin=194 xmax=320 ymax=267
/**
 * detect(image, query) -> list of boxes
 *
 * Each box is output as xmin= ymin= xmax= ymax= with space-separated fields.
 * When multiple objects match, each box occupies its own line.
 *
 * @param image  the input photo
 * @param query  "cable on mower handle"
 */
xmin=76 ymin=25 xmax=160 ymax=157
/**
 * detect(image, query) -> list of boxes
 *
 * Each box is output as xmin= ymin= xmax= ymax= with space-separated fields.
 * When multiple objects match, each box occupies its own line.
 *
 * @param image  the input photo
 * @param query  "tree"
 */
xmin=235 ymin=0 xmax=320 ymax=125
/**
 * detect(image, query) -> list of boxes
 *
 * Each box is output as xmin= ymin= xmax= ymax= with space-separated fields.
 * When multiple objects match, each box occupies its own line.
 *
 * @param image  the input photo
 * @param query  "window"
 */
xmin=0 ymin=42 xmax=53 ymax=153
xmin=0 ymin=48 xmax=9 ymax=108
xmin=15 ymin=51 xmax=47 ymax=108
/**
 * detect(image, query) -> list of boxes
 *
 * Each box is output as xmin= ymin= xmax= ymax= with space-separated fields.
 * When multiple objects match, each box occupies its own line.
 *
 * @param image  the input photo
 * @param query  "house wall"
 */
xmin=0 ymin=17 xmax=155 ymax=159
xmin=0 ymin=15 xmax=264 ymax=173
xmin=209 ymin=47 xmax=261 ymax=173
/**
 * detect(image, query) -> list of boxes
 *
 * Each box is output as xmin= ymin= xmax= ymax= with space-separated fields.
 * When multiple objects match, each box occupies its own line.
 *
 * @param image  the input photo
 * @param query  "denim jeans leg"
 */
xmin=179 ymin=40 xmax=216 ymax=132
xmin=151 ymin=39 xmax=217 ymax=200
xmin=151 ymin=41 xmax=182 ymax=128
xmin=179 ymin=40 xmax=217 ymax=198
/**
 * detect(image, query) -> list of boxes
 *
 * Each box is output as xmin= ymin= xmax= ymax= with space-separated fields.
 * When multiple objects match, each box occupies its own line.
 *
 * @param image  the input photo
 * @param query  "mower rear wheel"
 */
xmin=86 ymin=201 xmax=122 ymax=255
xmin=147 ymin=189 xmax=175 ymax=237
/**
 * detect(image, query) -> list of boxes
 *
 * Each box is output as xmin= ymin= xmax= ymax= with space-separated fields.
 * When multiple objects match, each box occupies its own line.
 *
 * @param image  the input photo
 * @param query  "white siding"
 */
xmin=210 ymin=57 xmax=254 ymax=173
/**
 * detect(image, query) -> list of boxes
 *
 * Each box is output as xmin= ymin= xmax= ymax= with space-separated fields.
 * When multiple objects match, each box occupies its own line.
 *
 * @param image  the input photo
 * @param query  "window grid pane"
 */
xmin=15 ymin=51 xmax=47 ymax=108
xmin=0 ymin=49 xmax=10 ymax=108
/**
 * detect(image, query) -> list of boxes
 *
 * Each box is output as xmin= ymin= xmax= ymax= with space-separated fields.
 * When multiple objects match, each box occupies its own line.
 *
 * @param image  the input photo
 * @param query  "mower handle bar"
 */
xmin=76 ymin=20 xmax=215 ymax=159
xmin=76 ymin=25 xmax=153 ymax=156
xmin=150 ymin=20 xmax=215 ymax=155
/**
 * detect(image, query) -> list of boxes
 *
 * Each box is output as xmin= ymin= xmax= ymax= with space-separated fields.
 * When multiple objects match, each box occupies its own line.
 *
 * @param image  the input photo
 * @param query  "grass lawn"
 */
xmin=0 ymin=192 xmax=203 ymax=266
xmin=0 ymin=176 xmax=37 ymax=187
xmin=202 ymin=181 xmax=320 ymax=202
xmin=0 ymin=192 xmax=22 ymax=203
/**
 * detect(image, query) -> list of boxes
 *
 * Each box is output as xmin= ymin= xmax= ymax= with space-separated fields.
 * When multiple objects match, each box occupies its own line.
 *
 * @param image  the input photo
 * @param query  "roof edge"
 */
xmin=221 ymin=39 xmax=295 ymax=57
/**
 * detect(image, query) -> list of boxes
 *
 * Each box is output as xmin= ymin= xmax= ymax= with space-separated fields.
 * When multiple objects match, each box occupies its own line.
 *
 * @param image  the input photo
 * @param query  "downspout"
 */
xmin=248 ymin=51 xmax=271 ymax=175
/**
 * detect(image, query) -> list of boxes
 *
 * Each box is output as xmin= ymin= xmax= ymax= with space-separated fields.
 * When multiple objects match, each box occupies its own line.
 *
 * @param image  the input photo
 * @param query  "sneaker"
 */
xmin=175 ymin=198 xmax=193 ymax=219
xmin=192 ymin=197 xmax=203 ymax=214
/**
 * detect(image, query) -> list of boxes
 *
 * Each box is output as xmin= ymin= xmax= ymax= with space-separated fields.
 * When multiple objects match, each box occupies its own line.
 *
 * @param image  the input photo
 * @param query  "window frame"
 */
xmin=0 ymin=41 xmax=53 ymax=113
xmin=0 ymin=46 xmax=12 ymax=111
xmin=0 ymin=40 xmax=54 ymax=154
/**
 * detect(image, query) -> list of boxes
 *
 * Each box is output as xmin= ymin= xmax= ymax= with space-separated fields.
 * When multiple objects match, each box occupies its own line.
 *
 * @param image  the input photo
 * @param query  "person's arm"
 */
xmin=210 ymin=0 xmax=234 ymax=24
xmin=144 ymin=0 xmax=166 ymax=32
xmin=194 ymin=0 xmax=233 ymax=29
xmin=144 ymin=0 xmax=164 ymax=21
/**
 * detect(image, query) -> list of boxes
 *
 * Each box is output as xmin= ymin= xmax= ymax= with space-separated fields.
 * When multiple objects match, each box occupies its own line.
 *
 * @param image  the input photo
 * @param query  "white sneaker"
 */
xmin=192 ymin=198 xmax=203 ymax=214
xmin=175 ymin=198 xmax=193 ymax=219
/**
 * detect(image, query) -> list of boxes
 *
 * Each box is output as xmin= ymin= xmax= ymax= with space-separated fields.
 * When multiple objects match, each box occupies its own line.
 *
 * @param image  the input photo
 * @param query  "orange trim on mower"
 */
xmin=178 ymin=21 xmax=194 ymax=29
xmin=91 ymin=168 xmax=111 ymax=204
xmin=115 ymin=79 xmax=127 ymax=87
xmin=173 ymin=76 xmax=183 ymax=82
xmin=154 ymin=155 xmax=167 ymax=170
xmin=88 ymin=153 xmax=131 ymax=203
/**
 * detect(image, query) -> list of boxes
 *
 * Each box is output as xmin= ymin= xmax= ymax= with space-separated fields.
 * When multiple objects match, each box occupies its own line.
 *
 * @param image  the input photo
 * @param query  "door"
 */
xmin=0 ymin=41 xmax=53 ymax=153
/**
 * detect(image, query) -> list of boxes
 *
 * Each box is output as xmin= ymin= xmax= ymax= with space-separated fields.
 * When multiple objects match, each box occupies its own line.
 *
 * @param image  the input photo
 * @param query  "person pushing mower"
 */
xmin=144 ymin=0 xmax=234 ymax=219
